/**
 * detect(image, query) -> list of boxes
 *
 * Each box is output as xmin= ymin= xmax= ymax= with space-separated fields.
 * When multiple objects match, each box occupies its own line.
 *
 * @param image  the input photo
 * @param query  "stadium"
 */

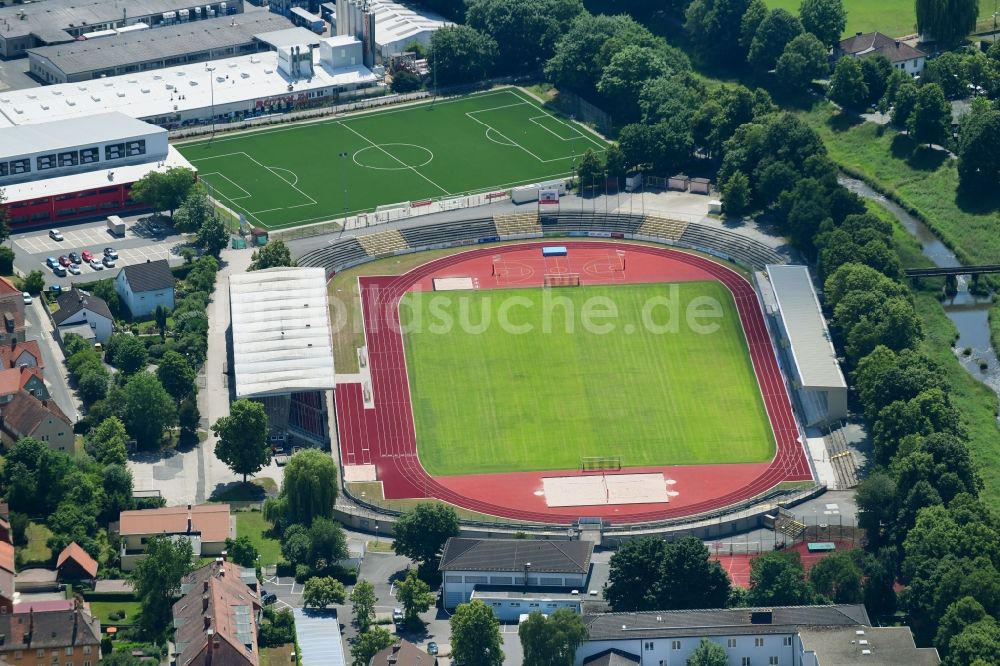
xmin=299 ymin=222 xmax=820 ymax=527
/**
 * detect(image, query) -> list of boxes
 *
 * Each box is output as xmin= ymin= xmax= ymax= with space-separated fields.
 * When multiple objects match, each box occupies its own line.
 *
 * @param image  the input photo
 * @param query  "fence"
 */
xmin=707 ymin=516 xmax=863 ymax=555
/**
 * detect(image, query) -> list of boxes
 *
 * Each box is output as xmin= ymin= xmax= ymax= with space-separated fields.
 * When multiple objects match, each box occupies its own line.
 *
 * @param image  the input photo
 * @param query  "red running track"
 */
xmin=335 ymin=242 xmax=812 ymax=524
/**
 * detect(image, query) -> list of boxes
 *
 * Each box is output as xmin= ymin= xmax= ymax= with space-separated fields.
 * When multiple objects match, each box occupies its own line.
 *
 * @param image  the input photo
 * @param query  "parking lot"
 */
xmin=12 ymin=215 xmax=187 ymax=287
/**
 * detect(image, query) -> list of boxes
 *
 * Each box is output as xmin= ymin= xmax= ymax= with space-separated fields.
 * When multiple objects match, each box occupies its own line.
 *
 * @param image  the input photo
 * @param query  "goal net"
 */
xmin=581 ymin=456 xmax=622 ymax=472
xmin=543 ymin=273 xmax=581 ymax=287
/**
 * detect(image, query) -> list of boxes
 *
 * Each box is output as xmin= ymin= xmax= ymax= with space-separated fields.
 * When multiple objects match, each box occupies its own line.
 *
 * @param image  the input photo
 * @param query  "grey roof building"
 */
xmin=0 ymin=0 xmax=246 ymax=59
xmin=439 ymin=538 xmax=593 ymax=574
xmin=27 ymin=11 xmax=294 ymax=84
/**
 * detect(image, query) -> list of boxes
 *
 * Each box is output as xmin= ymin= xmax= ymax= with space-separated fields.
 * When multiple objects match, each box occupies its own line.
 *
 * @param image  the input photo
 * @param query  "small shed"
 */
xmin=668 ymin=174 xmax=689 ymax=191
xmin=56 ymin=542 xmax=99 ymax=581
xmin=689 ymin=177 xmax=711 ymax=195
xmin=625 ymin=172 xmax=643 ymax=192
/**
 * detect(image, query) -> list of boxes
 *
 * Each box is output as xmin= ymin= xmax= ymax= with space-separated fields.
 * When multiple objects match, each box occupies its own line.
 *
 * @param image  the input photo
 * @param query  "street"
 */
xmin=22 ymin=297 xmax=80 ymax=422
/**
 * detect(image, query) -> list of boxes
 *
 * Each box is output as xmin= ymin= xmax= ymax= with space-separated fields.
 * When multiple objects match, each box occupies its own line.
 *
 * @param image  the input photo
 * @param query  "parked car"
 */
xmin=427 ymin=642 xmax=439 ymax=656
xmin=81 ymin=250 xmax=94 ymax=263
xmin=102 ymin=256 xmax=116 ymax=268
xmin=103 ymin=247 xmax=118 ymax=259
xmin=89 ymin=260 xmax=104 ymax=271
xmin=53 ymin=265 xmax=67 ymax=277
xmin=49 ymin=229 xmax=64 ymax=241
xmin=67 ymin=264 xmax=81 ymax=275
xmin=67 ymin=252 xmax=80 ymax=264
xmin=262 ymin=593 xmax=277 ymax=605
xmin=392 ymin=608 xmax=404 ymax=624
xmin=49 ymin=285 xmax=62 ymax=295
xmin=58 ymin=255 xmax=70 ymax=267
xmin=22 ymin=292 xmax=32 ymax=305
xmin=45 ymin=257 xmax=58 ymax=268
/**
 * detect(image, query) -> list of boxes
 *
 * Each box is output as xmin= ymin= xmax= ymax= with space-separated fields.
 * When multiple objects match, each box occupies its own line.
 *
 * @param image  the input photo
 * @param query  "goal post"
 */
xmin=543 ymin=273 xmax=581 ymax=287
xmin=581 ymin=456 xmax=622 ymax=472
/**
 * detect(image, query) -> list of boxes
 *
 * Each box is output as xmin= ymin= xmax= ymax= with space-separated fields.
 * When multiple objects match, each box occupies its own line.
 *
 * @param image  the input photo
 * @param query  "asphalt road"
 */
xmin=23 ymin=297 xmax=80 ymax=422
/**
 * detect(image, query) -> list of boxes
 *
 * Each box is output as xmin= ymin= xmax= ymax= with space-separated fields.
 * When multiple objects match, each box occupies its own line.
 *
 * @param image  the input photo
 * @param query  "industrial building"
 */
xmin=761 ymin=265 xmax=849 ymax=426
xmin=336 ymin=0 xmax=447 ymax=65
xmin=228 ymin=267 xmax=336 ymax=446
xmin=0 ymin=112 xmax=196 ymax=228
xmin=0 ymin=35 xmax=378 ymax=129
xmin=0 ymin=0 xmax=245 ymax=58
xmin=26 ymin=11 xmax=295 ymax=84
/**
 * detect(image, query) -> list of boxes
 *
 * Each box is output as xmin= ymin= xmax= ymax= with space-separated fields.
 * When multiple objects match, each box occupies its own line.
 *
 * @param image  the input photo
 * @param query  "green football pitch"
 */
xmin=401 ymin=282 xmax=776 ymax=476
xmin=177 ymin=88 xmax=607 ymax=230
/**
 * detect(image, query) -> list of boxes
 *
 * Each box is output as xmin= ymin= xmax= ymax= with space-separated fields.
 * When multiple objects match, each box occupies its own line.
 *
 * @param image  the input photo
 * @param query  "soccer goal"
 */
xmin=581 ymin=456 xmax=622 ymax=472
xmin=544 ymin=273 xmax=581 ymax=287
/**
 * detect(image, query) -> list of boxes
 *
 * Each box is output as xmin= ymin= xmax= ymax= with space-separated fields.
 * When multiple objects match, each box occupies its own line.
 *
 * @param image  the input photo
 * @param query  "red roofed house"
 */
xmin=0 ymin=367 xmax=49 ymax=403
xmin=0 ymin=390 xmax=74 ymax=454
xmin=0 ymin=540 xmax=14 ymax=613
xmin=56 ymin=542 xmax=99 ymax=581
xmin=118 ymin=504 xmax=235 ymax=571
xmin=173 ymin=559 xmax=262 ymax=666
xmin=0 ymin=277 xmax=25 ymax=346
xmin=0 ymin=339 xmax=43 ymax=372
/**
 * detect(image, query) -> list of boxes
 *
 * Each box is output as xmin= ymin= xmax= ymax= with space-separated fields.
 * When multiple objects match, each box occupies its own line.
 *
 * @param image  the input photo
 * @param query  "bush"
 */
xmin=391 ymin=70 xmax=422 ymax=93
xmin=0 ymin=246 xmax=14 ymax=275
xmin=294 ymin=564 xmax=312 ymax=583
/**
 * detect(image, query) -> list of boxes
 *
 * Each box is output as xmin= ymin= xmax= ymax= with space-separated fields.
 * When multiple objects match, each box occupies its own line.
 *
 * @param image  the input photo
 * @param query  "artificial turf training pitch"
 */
xmin=401 ymin=282 xmax=777 ymax=476
xmin=177 ymin=88 xmax=607 ymax=230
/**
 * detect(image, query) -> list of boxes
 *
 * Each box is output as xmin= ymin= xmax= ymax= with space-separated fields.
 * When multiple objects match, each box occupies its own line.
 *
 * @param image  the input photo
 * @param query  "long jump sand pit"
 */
xmin=542 ymin=473 xmax=670 ymax=507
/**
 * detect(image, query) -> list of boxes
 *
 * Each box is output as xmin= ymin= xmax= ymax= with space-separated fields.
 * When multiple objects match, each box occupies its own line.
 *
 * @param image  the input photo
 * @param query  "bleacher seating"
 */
xmin=297 ymin=237 xmax=367 ymax=269
xmin=494 ymin=212 xmax=541 ymax=236
xmin=678 ymin=223 xmax=783 ymax=270
xmin=824 ymin=428 xmax=859 ymax=489
xmin=639 ymin=215 xmax=689 ymax=240
xmin=399 ymin=218 xmax=497 ymax=247
xmin=356 ymin=229 xmax=409 ymax=256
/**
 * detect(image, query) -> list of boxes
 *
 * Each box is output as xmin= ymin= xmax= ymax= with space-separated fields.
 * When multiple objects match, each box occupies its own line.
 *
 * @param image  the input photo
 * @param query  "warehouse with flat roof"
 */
xmin=26 ymin=11 xmax=294 ymax=84
xmin=0 ymin=0 xmax=245 ymax=58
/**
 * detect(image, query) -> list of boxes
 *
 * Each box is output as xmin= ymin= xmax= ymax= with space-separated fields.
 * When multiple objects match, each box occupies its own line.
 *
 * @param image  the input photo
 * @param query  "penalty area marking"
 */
xmin=200 ymin=172 xmax=252 ymax=201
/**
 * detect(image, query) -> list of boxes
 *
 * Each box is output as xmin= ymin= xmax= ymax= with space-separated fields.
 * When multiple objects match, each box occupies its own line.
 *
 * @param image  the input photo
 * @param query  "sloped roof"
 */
xmin=0 ymin=368 xmax=21 ymax=397
xmin=53 ymin=287 xmax=113 ymax=325
xmin=0 ymin=541 xmax=14 ymax=574
xmin=0 ymin=340 xmax=44 ymax=370
xmin=838 ymin=32 xmax=926 ymax=63
xmin=0 ymin=389 xmax=71 ymax=436
xmin=0 ymin=607 xmax=101 ymax=650
xmin=583 ymin=649 xmax=641 ymax=666
xmin=119 ymin=259 xmax=175 ymax=294
xmin=439 ymin=538 xmax=593 ymax=574
xmin=0 ymin=277 xmax=18 ymax=297
xmin=56 ymin=542 xmax=99 ymax=579
xmin=370 ymin=639 xmax=436 ymax=666
xmin=118 ymin=504 xmax=232 ymax=543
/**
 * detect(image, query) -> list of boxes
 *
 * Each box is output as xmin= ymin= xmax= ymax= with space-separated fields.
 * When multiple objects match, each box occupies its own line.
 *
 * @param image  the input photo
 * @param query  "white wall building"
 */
xmin=115 ymin=259 xmax=176 ymax=318
xmin=52 ymin=288 xmax=114 ymax=343
xmin=470 ymin=587 xmax=583 ymax=622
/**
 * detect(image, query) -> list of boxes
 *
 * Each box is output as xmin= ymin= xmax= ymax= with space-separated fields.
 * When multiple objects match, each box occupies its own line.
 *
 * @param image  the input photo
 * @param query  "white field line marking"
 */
xmin=338 ymin=122 xmax=452 ymax=197
xmin=201 ymin=171 xmax=252 ymax=200
xmin=507 ymin=87 xmax=609 ymax=151
xmin=239 ymin=152 xmax=318 ymax=206
xmin=529 ymin=114 xmax=586 ymax=141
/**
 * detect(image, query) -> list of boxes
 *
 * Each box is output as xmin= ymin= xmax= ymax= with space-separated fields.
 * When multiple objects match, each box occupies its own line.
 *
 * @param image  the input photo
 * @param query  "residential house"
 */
xmin=52 ymin=288 xmax=114 ymax=344
xmin=0 ymin=277 xmax=25 ymax=346
xmin=118 ymin=504 xmax=234 ymax=571
xmin=369 ymin=639 xmax=437 ymax=666
xmin=439 ymin=538 xmax=593 ymax=611
xmin=114 ymin=259 xmax=175 ymax=318
xmin=0 ymin=340 xmax=44 ymax=372
xmin=836 ymin=32 xmax=927 ymax=76
xmin=575 ymin=606 xmax=940 ymax=666
xmin=0 ymin=540 xmax=14 ymax=614
xmin=0 ymin=390 xmax=74 ymax=454
xmin=55 ymin=543 xmax=99 ymax=581
xmin=0 ymin=367 xmax=48 ymax=403
xmin=0 ymin=607 xmax=102 ymax=666
xmin=173 ymin=559 xmax=262 ymax=666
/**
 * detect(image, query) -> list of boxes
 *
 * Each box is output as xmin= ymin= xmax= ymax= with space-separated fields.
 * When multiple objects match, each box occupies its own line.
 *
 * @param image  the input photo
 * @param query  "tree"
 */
xmin=809 ymin=551 xmax=864 ymax=603
xmin=130 ymin=167 xmax=196 ymax=218
xmin=747 ymin=9 xmax=804 ymax=73
xmin=153 ymin=305 xmax=168 ymax=340
xmin=686 ymin=0 xmax=755 ymax=63
xmin=225 ymin=535 xmax=259 ymax=568
xmin=302 ymin=576 xmax=346 ymax=609
xmin=739 ymin=0 xmax=768 ymax=53
xmin=829 ymin=57 xmax=869 ymax=109
xmin=178 ymin=393 xmax=201 ymax=444
xmin=23 ymin=270 xmax=45 ymax=295
xmin=392 ymin=503 xmax=460 ymax=567
xmin=519 ymin=609 xmax=588 ymax=666
xmin=90 ymin=278 xmax=121 ymax=318
xmin=274 ymin=449 xmax=339 ymax=527
xmin=196 ymin=215 xmax=228 ymax=258
xmin=429 ymin=24 xmax=498 ymax=86
xmin=596 ymin=45 xmax=668 ymax=122
xmin=908 ymin=83 xmax=951 ymax=146
xmin=130 ymin=535 xmax=194 ymax=639
xmin=106 ymin=333 xmax=148 ymax=375
xmin=748 ymin=551 xmax=814 ymax=606
xmin=466 ymin=0 xmax=583 ymax=75
xmin=121 ymin=372 xmax=177 ymax=449
xmin=259 ymin=606 xmax=296 ymax=647
xmin=799 ymin=0 xmax=846 ymax=46
xmin=916 ymin=0 xmax=979 ymax=48
xmin=450 ymin=600 xmax=504 ymax=666
xmin=604 ymin=144 xmax=627 ymax=184
xmin=350 ymin=626 xmax=395 ymax=666
xmin=172 ymin=188 xmax=214 ymax=232
xmin=157 ymin=351 xmax=197 ymax=403
xmin=395 ymin=569 xmax=434 ymax=623
xmin=958 ymin=108 xmax=1000 ymax=191
xmin=946 ymin=618 xmax=1000 ymax=665
xmin=860 ymin=56 xmax=893 ymax=106
xmin=213 ymin=399 xmax=271 ymax=483
xmin=722 ymin=171 xmax=752 ymax=217
xmin=308 ymin=517 xmax=348 ymax=568
xmin=350 ymin=580 xmax=377 ymax=632
xmin=605 ymin=537 xmax=669 ymax=611
xmin=280 ymin=524 xmax=313 ymax=567
xmin=102 ymin=463 xmax=134 ymax=521
xmin=249 ymin=240 xmax=294 ymax=271
xmin=390 ymin=69 xmax=422 ymax=93
xmin=86 ymin=416 xmax=129 ymax=466
xmin=775 ymin=33 xmax=829 ymax=91
xmin=936 ymin=596 xmax=989 ymax=655
xmin=0 ymin=246 xmax=13 ymax=275
xmin=576 ymin=149 xmax=604 ymax=192
xmin=688 ymin=638 xmax=729 ymax=666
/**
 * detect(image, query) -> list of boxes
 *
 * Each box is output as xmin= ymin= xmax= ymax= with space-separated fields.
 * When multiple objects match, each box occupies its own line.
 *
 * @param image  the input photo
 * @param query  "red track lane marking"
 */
xmin=336 ymin=243 xmax=812 ymax=523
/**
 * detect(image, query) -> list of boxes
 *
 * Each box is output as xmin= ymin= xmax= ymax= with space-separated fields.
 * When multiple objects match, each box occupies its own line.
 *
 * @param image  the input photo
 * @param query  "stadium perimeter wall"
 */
xmin=299 ymin=211 xmax=824 ymax=541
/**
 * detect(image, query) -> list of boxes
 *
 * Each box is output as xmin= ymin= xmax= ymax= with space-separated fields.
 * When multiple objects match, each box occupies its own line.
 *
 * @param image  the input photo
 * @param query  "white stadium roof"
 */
xmin=229 ymin=267 xmax=335 ymax=399
xmin=766 ymin=265 xmax=847 ymax=390
xmin=0 ymin=112 xmax=160 ymax=161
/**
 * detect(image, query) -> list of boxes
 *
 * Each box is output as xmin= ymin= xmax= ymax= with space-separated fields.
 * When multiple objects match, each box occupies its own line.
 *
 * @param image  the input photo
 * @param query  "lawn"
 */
xmin=22 ymin=522 xmax=53 ymax=565
xmin=235 ymin=511 xmax=282 ymax=567
xmin=401 ymin=282 xmax=775 ymax=475
xmin=178 ymin=87 xmax=606 ymax=230
xmin=765 ymin=0 xmax=994 ymax=38
xmin=87 ymin=600 xmax=141 ymax=625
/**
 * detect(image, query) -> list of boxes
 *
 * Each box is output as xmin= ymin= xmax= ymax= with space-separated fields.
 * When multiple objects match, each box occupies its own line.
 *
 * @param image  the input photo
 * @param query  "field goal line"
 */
xmin=529 ymin=114 xmax=587 ymax=142
xmin=201 ymin=171 xmax=252 ymax=201
xmin=581 ymin=456 xmax=622 ymax=472
xmin=464 ymin=101 xmax=598 ymax=165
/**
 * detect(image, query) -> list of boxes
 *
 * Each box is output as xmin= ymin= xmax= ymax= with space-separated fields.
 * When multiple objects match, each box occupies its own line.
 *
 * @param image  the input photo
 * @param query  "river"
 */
xmin=841 ymin=178 xmax=1000 ymax=401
